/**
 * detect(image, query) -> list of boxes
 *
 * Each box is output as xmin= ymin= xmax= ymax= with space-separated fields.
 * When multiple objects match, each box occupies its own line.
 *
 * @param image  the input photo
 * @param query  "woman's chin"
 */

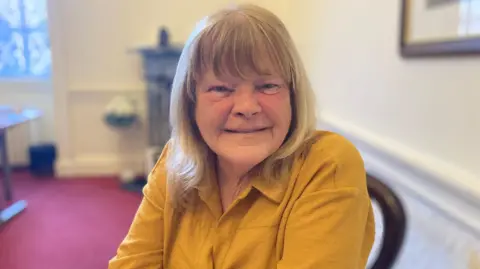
xmin=217 ymin=147 xmax=273 ymax=168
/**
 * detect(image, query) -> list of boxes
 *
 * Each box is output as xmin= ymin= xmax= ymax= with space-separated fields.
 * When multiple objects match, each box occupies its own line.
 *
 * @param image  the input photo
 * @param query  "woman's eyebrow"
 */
xmin=254 ymin=76 xmax=283 ymax=82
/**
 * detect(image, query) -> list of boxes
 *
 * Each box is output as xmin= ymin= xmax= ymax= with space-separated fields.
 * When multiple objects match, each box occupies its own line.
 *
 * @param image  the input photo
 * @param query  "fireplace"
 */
xmin=136 ymin=37 xmax=183 ymax=173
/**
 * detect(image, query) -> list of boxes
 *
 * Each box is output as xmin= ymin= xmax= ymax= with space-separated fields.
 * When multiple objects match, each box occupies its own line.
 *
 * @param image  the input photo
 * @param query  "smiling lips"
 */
xmin=224 ymin=127 xmax=270 ymax=134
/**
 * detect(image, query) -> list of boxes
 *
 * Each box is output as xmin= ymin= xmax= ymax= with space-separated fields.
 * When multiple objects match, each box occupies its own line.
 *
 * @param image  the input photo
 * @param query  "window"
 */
xmin=460 ymin=0 xmax=480 ymax=36
xmin=0 ymin=0 xmax=51 ymax=79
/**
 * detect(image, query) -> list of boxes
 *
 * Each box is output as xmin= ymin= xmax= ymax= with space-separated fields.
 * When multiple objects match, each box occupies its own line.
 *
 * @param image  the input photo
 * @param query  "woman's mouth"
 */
xmin=224 ymin=127 xmax=269 ymax=134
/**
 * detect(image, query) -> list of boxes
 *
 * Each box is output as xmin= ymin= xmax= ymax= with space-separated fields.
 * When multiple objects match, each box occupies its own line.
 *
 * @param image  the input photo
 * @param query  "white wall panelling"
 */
xmin=56 ymin=89 xmax=147 ymax=176
xmin=319 ymin=115 xmax=480 ymax=269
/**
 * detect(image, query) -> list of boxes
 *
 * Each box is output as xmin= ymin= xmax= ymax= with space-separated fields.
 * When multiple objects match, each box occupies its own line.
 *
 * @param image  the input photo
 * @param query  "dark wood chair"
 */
xmin=367 ymin=174 xmax=407 ymax=269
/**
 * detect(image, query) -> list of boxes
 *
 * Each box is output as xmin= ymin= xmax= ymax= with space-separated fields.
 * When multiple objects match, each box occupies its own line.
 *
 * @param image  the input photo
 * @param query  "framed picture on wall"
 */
xmin=400 ymin=0 xmax=480 ymax=57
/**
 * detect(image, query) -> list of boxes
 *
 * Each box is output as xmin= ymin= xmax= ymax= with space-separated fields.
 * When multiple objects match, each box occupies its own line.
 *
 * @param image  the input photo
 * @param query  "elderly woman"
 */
xmin=109 ymin=4 xmax=374 ymax=269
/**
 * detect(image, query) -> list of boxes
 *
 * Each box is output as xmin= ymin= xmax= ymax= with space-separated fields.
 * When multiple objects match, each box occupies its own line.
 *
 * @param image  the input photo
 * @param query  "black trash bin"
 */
xmin=29 ymin=144 xmax=56 ymax=177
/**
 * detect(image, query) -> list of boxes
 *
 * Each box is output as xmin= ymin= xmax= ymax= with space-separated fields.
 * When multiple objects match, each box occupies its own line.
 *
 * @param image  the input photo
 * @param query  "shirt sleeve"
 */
xmin=277 ymin=140 xmax=375 ymax=269
xmin=108 ymin=146 xmax=169 ymax=269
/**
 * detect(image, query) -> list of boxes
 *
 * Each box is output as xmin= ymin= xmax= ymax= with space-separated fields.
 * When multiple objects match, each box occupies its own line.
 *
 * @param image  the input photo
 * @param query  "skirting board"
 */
xmin=56 ymin=154 xmax=145 ymax=177
xmin=318 ymin=114 xmax=480 ymax=238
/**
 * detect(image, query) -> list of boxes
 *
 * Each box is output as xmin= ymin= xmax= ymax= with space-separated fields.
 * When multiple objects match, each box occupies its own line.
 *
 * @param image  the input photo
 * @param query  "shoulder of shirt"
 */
xmin=294 ymin=130 xmax=366 ymax=191
xmin=305 ymin=130 xmax=363 ymax=165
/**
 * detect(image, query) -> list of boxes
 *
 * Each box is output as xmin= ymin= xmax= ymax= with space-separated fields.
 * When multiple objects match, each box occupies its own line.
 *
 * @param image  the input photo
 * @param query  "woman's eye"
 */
xmin=258 ymin=83 xmax=280 ymax=94
xmin=208 ymin=86 xmax=233 ymax=93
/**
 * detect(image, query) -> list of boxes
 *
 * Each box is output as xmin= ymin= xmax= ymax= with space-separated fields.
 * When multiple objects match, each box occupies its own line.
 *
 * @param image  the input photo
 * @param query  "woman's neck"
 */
xmin=216 ymin=157 xmax=254 ymax=212
xmin=216 ymin=157 xmax=253 ymax=186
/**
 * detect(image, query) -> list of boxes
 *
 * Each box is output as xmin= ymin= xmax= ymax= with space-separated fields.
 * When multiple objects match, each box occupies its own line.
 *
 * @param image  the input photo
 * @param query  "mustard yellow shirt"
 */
xmin=109 ymin=131 xmax=375 ymax=268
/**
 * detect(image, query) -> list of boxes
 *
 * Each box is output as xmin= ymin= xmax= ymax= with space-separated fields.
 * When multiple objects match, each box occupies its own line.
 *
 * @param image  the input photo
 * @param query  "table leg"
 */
xmin=0 ymin=130 xmax=27 ymax=225
xmin=0 ymin=131 xmax=12 ymax=201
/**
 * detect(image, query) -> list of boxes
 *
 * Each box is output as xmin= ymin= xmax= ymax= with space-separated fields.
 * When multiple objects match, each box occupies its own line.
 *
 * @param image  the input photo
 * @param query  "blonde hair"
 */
xmin=167 ymin=4 xmax=317 ymax=209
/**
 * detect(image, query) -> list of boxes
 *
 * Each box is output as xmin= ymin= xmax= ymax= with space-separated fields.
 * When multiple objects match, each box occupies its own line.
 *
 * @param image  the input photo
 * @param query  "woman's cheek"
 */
xmin=258 ymin=91 xmax=290 ymax=108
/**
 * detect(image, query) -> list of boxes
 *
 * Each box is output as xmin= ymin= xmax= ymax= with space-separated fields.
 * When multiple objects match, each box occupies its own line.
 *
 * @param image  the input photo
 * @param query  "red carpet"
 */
xmin=0 ymin=171 xmax=142 ymax=269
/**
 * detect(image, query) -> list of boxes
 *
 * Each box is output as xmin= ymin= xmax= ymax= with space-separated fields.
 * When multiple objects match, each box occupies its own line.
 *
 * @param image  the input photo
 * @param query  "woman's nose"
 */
xmin=231 ymin=86 xmax=261 ymax=118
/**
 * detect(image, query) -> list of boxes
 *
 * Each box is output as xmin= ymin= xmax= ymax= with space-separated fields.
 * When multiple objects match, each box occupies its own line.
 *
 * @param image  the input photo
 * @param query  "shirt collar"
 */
xmin=251 ymin=156 xmax=305 ymax=203
xmin=250 ymin=174 xmax=289 ymax=203
xmin=196 ymin=163 xmax=295 ymax=205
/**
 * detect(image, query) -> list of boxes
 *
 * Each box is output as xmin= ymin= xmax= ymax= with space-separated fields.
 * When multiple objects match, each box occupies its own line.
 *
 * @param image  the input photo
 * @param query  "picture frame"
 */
xmin=400 ymin=0 xmax=480 ymax=57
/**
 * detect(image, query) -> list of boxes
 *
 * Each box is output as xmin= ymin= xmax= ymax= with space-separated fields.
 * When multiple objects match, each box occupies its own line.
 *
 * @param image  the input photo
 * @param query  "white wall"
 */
xmin=288 ymin=0 xmax=479 ymax=189
xmin=286 ymin=0 xmax=480 ymax=267
xmin=47 ymin=0 xmax=289 ymax=176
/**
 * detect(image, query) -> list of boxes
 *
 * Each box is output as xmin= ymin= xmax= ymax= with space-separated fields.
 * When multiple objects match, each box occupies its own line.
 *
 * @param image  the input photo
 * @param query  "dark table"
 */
xmin=0 ymin=107 xmax=41 ymax=225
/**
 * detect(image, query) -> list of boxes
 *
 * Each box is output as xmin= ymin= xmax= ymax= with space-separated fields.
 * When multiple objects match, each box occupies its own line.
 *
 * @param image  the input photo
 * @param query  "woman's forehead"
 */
xmin=198 ymin=67 xmax=283 ymax=83
xmin=195 ymin=49 xmax=282 ymax=74
xmin=191 ymin=21 xmax=291 ymax=84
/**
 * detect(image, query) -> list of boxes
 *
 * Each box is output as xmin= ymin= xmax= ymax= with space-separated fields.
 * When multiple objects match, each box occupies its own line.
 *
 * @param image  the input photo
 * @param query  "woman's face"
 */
xmin=195 ymin=69 xmax=292 ymax=169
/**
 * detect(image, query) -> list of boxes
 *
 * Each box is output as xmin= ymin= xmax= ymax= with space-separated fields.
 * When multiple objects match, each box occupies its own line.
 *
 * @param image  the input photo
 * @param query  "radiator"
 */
xmin=1 ymin=122 xmax=31 ymax=167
